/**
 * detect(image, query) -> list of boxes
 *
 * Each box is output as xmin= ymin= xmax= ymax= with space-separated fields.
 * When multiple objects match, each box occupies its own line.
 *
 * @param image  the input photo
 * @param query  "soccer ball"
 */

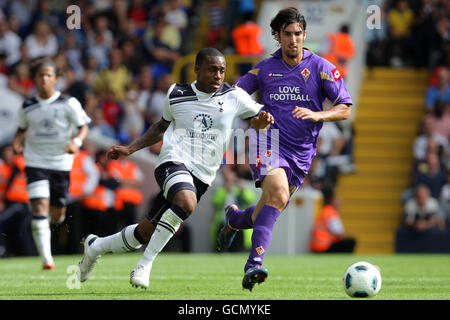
xmin=343 ymin=261 xmax=382 ymax=298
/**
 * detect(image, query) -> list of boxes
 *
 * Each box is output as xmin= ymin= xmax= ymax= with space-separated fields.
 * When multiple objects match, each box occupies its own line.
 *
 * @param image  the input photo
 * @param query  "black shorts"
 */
xmin=25 ymin=166 xmax=71 ymax=208
xmin=147 ymin=161 xmax=209 ymax=225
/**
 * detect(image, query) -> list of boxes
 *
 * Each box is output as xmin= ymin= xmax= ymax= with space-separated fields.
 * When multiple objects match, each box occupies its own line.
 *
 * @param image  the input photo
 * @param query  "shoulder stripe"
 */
xmin=320 ymin=72 xmax=334 ymax=82
xmin=213 ymin=87 xmax=235 ymax=97
xmin=248 ymin=68 xmax=259 ymax=76
xmin=22 ymin=97 xmax=39 ymax=109
xmin=23 ymin=104 xmax=41 ymax=113
xmin=52 ymin=94 xmax=71 ymax=104
xmin=169 ymin=97 xmax=198 ymax=105
xmin=169 ymin=83 xmax=196 ymax=99
xmin=213 ymin=82 xmax=235 ymax=97
xmin=169 ymin=95 xmax=197 ymax=102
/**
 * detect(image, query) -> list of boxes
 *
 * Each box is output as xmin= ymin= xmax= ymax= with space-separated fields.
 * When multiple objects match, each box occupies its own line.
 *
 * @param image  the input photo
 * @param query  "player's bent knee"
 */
xmin=264 ymin=189 xmax=290 ymax=210
xmin=182 ymin=201 xmax=197 ymax=215
xmin=172 ymin=193 xmax=197 ymax=215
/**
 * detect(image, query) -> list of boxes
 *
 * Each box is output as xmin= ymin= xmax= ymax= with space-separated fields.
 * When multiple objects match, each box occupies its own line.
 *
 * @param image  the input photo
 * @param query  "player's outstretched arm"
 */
xmin=250 ymin=111 xmax=274 ymax=130
xmin=107 ymin=117 xmax=171 ymax=160
xmin=292 ymin=103 xmax=350 ymax=122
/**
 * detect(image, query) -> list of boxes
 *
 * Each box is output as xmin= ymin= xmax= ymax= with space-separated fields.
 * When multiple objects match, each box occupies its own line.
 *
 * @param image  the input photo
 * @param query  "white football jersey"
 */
xmin=157 ymin=81 xmax=263 ymax=185
xmin=18 ymin=91 xmax=91 ymax=171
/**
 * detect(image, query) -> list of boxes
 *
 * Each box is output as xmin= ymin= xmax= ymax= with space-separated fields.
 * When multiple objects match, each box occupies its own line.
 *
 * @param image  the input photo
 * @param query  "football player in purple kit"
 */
xmin=217 ymin=7 xmax=353 ymax=291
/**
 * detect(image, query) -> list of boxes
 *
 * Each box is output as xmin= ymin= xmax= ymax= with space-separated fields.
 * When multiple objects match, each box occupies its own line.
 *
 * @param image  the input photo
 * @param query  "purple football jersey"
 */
xmin=236 ymin=48 xmax=352 ymax=183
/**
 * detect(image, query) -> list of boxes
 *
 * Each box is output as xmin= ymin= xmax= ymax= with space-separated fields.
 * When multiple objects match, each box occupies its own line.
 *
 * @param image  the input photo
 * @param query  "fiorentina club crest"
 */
xmin=301 ymin=68 xmax=311 ymax=82
xmin=256 ymin=246 xmax=265 ymax=255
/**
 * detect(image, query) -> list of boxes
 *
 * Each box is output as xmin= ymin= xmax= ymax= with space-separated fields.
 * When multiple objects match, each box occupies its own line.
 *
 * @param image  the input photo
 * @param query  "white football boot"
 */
xmin=77 ymin=234 xmax=100 ymax=282
xmin=130 ymin=263 xmax=152 ymax=289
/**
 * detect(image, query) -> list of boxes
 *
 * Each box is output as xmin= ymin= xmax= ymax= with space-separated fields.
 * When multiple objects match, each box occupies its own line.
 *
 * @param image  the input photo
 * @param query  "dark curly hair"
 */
xmin=270 ymin=7 xmax=307 ymax=41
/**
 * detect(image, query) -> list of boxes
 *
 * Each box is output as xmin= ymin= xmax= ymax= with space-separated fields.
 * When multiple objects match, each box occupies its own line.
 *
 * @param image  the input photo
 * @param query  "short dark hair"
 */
xmin=195 ymin=47 xmax=224 ymax=67
xmin=30 ymin=59 xmax=58 ymax=78
xmin=270 ymin=7 xmax=307 ymax=39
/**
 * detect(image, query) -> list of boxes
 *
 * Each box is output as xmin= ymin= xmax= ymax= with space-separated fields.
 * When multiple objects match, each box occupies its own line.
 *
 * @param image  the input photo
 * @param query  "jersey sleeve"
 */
xmin=320 ymin=60 xmax=353 ymax=106
xmin=234 ymin=62 xmax=262 ymax=95
xmin=234 ymin=87 xmax=264 ymax=119
xmin=162 ymin=84 xmax=176 ymax=122
xmin=68 ymin=97 xmax=91 ymax=126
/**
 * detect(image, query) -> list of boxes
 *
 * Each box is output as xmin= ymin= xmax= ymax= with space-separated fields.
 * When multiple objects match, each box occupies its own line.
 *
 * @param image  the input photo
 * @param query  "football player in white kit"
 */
xmin=77 ymin=48 xmax=274 ymax=289
xmin=12 ymin=60 xmax=91 ymax=270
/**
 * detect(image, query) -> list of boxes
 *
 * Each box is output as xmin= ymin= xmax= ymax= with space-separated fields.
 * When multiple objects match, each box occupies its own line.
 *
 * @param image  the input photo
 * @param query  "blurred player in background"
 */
xmin=12 ymin=60 xmax=91 ymax=269
xmin=77 ymin=48 xmax=274 ymax=289
xmin=217 ymin=7 xmax=353 ymax=291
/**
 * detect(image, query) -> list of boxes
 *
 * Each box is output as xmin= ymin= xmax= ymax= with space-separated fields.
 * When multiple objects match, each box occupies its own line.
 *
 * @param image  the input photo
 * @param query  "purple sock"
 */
xmin=228 ymin=205 xmax=255 ymax=229
xmin=244 ymin=205 xmax=280 ymax=272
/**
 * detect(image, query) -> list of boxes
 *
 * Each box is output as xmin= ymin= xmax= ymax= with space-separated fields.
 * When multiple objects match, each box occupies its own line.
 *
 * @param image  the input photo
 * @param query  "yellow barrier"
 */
xmin=172 ymin=54 xmax=261 ymax=84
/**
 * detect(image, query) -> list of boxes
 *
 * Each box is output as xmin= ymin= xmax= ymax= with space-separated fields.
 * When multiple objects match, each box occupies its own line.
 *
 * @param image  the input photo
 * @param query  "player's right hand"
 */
xmin=251 ymin=111 xmax=274 ymax=130
xmin=106 ymin=145 xmax=132 ymax=160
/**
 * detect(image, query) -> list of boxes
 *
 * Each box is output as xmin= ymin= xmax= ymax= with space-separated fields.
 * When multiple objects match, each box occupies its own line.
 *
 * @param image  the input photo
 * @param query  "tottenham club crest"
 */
xmin=193 ymin=113 xmax=213 ymax=132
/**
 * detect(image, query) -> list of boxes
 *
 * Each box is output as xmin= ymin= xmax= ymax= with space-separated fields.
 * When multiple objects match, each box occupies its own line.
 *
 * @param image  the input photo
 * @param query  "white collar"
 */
xmin=36 ymin=90 xmax=61 ymax=104
xmin=191 ymin=81 xmax=215 ymax=98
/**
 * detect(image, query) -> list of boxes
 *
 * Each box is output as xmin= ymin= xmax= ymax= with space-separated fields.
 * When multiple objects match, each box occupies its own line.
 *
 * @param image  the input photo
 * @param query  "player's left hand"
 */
xmin=292 ymin=106 xmax=321 ymax=122
xmin=251 ymin=111 xmax=274 ymax=130
xmin=64 ymin=142 xmax=80 ymax=154
xmin=107 ymin=145 xmax=132 ymax=160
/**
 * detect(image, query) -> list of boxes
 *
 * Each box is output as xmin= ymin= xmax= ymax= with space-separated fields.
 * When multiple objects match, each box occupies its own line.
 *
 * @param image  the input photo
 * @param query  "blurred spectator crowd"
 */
xmin=364 ymin=0 xmax=450 ymax=250
xmin=0 ymin=0 xmax=200 ymax=256
xmin=0 ymin=139 xmax=146 ymax=256
xmin=390 ymin=0 xmax=450 ymax=249
xmin=0 ymin=0 xmax=198 ymax=149
xmin=0 ymin=0 xmax=264 ymax=256
xmin=365 ymin=0 xmax=449 ymax=70
xmin=400 ymin=65 xmax=450 ymax=236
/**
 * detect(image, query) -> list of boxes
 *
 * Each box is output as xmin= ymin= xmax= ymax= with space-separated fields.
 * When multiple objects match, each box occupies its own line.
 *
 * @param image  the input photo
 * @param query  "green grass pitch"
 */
xmin=0 ymin=253 xmax=449 ymax=300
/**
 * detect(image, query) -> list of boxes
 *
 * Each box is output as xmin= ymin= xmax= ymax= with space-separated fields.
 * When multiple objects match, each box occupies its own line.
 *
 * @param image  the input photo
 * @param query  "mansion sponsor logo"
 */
xmin=184 ymin=129 xmax=218 ymax=141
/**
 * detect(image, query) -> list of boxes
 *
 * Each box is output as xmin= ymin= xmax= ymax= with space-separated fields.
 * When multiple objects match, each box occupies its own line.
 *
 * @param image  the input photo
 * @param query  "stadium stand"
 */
xmin=337 ymin=68 xmax=429 ymax=253
xmin=0 ymin=0 xmax=449 ymax=256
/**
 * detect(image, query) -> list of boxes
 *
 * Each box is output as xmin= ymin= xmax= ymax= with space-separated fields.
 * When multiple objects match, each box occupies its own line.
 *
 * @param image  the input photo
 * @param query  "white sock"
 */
xmin=90 ymin=224 xmax=142 ymax=256
xmin=31 ymin=215 xmax=53 ymax=265
xmin=138 ymin=209 xmax=183 ymax=268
